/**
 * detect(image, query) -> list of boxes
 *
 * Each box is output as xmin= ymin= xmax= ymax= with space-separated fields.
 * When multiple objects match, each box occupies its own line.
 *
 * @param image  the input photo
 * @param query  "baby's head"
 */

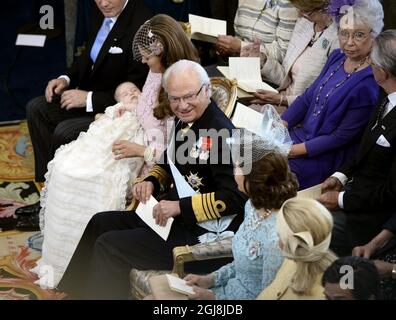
xmin=114 ymin=82 xmax=141 ymax=105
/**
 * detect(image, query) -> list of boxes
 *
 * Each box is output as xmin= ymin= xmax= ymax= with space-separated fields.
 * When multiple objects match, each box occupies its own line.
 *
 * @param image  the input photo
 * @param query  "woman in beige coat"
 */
xmin=244 ymin=0 xmax=339 ymax=108
xmin=257 ymin=198 xmax=337 ymax=300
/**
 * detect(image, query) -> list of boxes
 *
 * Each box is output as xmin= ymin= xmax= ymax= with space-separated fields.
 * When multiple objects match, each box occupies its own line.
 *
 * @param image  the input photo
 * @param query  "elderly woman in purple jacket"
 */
xmin=281 ymin=0 xmax=383 ymax=189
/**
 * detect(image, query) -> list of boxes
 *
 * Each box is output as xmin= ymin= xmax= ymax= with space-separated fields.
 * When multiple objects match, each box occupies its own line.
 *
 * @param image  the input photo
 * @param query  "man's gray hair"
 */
xmin=371 ymin=30 xmax=396 ymax=79
xmin=162 ymin=59 xmax=211 ymax=94
xmin=340 ymin=0 xmax=384 ymax=37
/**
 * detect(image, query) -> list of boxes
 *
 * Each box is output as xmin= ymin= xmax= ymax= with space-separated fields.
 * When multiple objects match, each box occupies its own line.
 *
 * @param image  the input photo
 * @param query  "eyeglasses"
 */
xmin=168 ymin=85 xmax=205 ymax=105
xmin=338 ymin=30 xmax=372 ymax=43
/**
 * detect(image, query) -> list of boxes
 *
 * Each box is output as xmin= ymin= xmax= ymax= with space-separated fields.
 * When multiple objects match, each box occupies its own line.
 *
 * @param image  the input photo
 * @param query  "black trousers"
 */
xmin=330 ymin=211 xmax=352 ymax=256
xmin=26 ymin=96 xmax=94 ymax=182
xmin=58 ymin=211 xmax=232 ymax=300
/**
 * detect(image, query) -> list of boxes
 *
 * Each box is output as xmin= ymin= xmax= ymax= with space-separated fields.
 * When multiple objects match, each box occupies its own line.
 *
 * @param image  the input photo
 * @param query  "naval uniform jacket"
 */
xmin=144 ymin=101 xmax=248 ymax=237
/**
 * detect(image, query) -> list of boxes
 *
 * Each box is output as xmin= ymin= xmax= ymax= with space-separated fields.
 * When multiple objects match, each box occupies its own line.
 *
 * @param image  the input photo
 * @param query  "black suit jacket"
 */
xmin=66 ymin=0 xmax=152 ymax=113
xmin=339 ymin=91 xmax=396 ymax=244
xmin=383 ymin=213 xmax=396 ymax=234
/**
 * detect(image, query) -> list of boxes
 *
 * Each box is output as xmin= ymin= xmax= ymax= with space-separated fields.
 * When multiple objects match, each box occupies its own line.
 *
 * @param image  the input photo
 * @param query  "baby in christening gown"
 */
xmin=32 ymin=82 xmax=146 ymax=288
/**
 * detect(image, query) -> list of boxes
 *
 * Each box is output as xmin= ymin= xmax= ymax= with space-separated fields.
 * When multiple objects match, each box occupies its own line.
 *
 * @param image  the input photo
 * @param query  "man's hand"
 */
xmin=45 ymin=78 xmax=69 ymax=103
xmin=216 ymin=35 xmax=241 ymax=55
xmin=318 ymin=191 xmax=340 ymax=211
xmin=352 ymin=242 xmax=378 ymax=259
xmin=132 ymin=181 xmax=154 ymax=204
xmin=60 ymin=90 xmax=88 ymax=110
xmin=184 ymin=274 xmax=215 ymax=289
xmin=321 ymin=177 xmax=343 ymax=193
xmin=251 ymin=90 xmax=281 ymax=105
xmin=188 ymin=287 xmax=216 ymax=300
xmin=373 ymin=260 xmax=394 ymax=279
xmin=152 ymin=200 xmax=181 ymax=226
xmin=112 ymin=140 xmax=145 ymax=160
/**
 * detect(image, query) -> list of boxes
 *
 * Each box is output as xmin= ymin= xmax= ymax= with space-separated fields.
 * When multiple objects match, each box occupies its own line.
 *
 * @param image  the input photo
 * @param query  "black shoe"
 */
xmin=15 ymin=213 xmax=40 ymax=231
xmin=15 ymin=202 xmax=41 ymax=216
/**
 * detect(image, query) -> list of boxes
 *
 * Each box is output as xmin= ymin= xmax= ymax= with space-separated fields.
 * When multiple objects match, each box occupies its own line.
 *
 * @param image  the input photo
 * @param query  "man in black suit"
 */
xmin=16 ymin=0 xmax=152 ymax=220
xmin=319 ymin=30 xmax=396 ymax=255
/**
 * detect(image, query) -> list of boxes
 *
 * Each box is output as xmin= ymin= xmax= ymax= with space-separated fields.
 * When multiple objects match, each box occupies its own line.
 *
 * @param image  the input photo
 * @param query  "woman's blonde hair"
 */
xmin=278 ymin=198 xmax=337 ymax=295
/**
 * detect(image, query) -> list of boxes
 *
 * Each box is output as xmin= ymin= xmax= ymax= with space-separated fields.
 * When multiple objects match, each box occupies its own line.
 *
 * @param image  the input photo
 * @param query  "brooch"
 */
xmin=322 ymin=38 xmax=329 ymax=50
xmin=186 ymin=172 xmax=204 ymax=190
xmin=247 ymin=240 xmax=262 ymax=260
xmin=268 ymin=0 xmax=278 ymax=8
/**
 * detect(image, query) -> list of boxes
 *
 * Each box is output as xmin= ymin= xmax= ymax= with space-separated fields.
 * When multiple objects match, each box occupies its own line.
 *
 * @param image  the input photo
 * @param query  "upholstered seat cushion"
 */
xmin=210 ymin=77 xmax=237 ymax=118
xmin=129 ymin=238 xmax=233 ymax=299
xmin=130 ymin=269 xmax=169 ymax=299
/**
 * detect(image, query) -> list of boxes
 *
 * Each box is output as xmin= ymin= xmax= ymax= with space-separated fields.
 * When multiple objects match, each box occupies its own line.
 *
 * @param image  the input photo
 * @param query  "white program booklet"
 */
xmin=189 ymin=14 xmax=226 ymax=43
xmin=232 ymin=102 xmax=264 ymax=133
xmin=166 ymin=274 xmax=195 ymax=295
xmin=136 ymin=196 xmax=174 ymax=241
xmin=297 ymin=184 xmax=322 ymax=199
xmin=228 ymin=57 xmax=278 ymax=93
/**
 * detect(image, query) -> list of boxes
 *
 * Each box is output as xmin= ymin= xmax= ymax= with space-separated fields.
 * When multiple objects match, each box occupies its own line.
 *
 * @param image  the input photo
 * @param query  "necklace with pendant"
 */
xmin=312 ymin=56 xmax=368 ymax=117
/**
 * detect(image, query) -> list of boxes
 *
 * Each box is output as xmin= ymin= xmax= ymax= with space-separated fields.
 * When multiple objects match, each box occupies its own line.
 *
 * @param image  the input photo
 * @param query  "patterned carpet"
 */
xmin=0 ymin=122 xmax=65 ymax=299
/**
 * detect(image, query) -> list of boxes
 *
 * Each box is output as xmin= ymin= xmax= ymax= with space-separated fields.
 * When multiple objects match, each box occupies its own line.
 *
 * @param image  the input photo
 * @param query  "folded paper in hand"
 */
xmin=166 ymin=274 xmax=195 ymax=295
xmin=220 ymin=57 xmax=278 ymax=93
xmin=297 ymin=184 xmax=322 ymax=199
xmin=189 ymin=14 xmax=226 ymax=43
xmin=136 ymin=196 xmax=173 ymax=241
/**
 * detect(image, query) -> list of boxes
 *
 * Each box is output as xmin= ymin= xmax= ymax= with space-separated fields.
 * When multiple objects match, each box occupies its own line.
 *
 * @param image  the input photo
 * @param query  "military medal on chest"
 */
xmin=189 ymin=136 xmax=212 ymax=160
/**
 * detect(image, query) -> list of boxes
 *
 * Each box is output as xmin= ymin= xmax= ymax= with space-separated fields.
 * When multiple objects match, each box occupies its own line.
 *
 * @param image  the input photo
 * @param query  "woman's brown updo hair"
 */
xmin=242 ymin=151 xmax=299 ymax=210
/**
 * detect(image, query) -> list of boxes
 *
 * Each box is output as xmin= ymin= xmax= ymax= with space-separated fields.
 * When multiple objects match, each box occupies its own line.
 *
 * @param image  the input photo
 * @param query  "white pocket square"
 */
xmin=376 ymin=134 xmax=391 ymax=147
xmin=108 ymin=46 xmax=123 ymax=54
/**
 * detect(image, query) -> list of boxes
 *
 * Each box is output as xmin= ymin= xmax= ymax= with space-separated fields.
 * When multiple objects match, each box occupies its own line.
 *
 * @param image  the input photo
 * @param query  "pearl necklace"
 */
xmin=312 ymin=56 xmax=368 ymax=117
xmin=249 ymin=208 xmax=272 ymax=230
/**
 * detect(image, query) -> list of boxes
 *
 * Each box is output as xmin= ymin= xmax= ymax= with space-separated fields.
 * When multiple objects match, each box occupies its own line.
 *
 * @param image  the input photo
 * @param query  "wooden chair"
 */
xmin=129 ymin=184 xmax=323 ymax=299
xmin=130 ymin=237 xmax=233 ymax=299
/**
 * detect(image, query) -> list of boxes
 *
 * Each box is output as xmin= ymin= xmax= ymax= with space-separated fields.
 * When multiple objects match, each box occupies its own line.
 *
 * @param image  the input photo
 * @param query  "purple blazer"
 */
xmin=282 ymin=49 xmax=379 ymax=189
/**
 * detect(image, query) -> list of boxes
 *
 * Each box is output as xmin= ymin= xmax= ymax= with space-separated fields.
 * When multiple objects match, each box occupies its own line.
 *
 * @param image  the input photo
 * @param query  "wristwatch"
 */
xmin=392 ymin=263 xmax=396 ymax=279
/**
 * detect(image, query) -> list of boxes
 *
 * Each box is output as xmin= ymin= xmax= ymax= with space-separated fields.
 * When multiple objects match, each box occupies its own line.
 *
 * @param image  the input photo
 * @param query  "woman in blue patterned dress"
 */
xmin=183 ymin=142 xmax=299 ymax=300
